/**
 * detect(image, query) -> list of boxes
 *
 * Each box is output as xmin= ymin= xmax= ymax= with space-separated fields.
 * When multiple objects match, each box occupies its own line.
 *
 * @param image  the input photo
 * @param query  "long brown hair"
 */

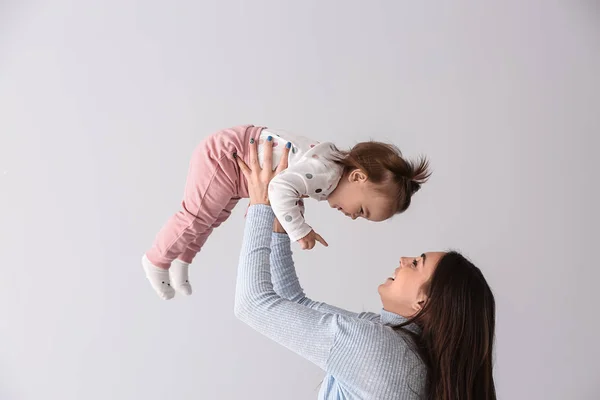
xmin=395 ymin=251 xmax=497 ymax=400
xmin=333 ymin=141 xmax=432 ymax=213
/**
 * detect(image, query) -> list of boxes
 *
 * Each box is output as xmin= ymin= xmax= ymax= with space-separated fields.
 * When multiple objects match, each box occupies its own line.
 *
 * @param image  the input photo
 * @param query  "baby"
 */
xmin=142 ymin=125 xmax=431 ymax=299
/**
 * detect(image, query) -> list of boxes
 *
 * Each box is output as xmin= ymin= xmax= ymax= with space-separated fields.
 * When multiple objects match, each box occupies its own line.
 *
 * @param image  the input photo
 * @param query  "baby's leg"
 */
xmin=141 ymin=254 xmax=175 ymax=300
xmin=171 ymin=197 xmax=240 ymax=295
xmin=143 ymin=141 xmax=239 ymax=299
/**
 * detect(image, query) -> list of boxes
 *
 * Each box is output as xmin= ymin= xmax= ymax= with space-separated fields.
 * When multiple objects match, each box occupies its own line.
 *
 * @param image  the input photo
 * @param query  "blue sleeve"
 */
xmin=234 ymin=205 xmax=337 ymax=369
xmin=270 ymin=232 xmax=380 ymax=322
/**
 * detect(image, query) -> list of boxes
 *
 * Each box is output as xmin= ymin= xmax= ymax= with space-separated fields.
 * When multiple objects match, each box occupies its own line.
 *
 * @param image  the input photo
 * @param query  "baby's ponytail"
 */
xmin=335 ymin=141 xmax=432 ymax=214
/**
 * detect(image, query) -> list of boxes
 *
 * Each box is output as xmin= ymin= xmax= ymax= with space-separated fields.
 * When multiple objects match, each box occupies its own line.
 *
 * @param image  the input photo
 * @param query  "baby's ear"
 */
xmin=349 ymin=169 xmax=368 ymax=183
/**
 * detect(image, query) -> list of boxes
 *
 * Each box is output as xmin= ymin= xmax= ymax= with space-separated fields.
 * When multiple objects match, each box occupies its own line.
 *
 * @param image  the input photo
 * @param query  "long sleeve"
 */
xmin=235 ymin=206 xmax=427 ymax=399
xmin=234 ymin=205 xmax=338 ymax=369
xmin=270 ymin=232 xmax=380 ymax=322
xmin=267 ymin=145 xmax=342 ymax=242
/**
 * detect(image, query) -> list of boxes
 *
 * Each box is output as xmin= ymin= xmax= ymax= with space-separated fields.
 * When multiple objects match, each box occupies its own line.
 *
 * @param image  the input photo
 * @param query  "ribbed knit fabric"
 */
xmin=235 ymin=205 xmax=427 ymax=399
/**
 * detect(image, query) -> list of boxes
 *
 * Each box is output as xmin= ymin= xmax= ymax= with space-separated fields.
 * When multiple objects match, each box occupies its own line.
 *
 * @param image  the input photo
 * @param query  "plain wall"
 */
xmin=1 ymin=1 xmax=598 ymax=399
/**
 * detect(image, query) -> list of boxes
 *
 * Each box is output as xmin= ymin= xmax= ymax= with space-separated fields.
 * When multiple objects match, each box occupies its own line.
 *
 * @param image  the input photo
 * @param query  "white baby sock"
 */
xmin=142 ymin=254 xmax=175 ymax=300
xmin=170 ymin=259 xmax=193 ymax=296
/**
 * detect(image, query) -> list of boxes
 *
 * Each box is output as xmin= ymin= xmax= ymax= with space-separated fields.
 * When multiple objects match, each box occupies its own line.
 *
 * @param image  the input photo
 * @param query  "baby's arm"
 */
xmin=268 ymin=165 xmax=313 ymax=243
xmin=269 ymin=157 xmax=338 ymax=247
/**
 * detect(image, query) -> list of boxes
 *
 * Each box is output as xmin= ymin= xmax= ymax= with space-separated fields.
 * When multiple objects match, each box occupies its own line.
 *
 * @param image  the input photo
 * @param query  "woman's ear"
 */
xmin=412 ymin=296 xmax=428 ymax=313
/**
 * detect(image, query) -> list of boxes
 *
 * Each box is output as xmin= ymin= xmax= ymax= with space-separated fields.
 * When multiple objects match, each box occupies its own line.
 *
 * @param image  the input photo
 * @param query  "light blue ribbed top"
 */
xmin=235 ymin=205 xmax=426 ymax=399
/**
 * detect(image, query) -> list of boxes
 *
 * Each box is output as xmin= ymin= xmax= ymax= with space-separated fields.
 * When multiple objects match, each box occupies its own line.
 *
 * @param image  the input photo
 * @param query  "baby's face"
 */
xmin=327 ymin=170 xmax=394 ymax=222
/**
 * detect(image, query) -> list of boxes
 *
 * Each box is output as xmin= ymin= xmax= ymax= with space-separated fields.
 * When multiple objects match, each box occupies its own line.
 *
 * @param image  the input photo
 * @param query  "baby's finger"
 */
xmin=315 ymin=233 xmax=329 ymax=247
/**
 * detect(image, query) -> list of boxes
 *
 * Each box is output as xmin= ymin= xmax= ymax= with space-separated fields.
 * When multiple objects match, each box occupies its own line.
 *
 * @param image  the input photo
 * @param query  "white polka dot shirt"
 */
xmin=259 ymin=129 xmax=344 ymax=242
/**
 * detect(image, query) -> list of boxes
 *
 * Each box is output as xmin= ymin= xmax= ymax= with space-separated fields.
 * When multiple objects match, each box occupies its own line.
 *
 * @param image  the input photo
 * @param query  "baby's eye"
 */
xmin=412 ymin=259 xmax=418 ymax=268
xmin=359 ymin=208 xmax=364 ymax=214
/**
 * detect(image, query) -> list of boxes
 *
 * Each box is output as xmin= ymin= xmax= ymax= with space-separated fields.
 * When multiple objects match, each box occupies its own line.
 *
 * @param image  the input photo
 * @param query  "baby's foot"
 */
xmin=142 ymin=254 xmax=175 ymax=300
xmin=170 ymin=259 xmax=192 ymax=296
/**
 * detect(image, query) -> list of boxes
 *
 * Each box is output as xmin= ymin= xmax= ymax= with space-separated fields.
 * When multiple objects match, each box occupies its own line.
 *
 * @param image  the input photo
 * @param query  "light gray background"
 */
xmin=1 ymin=1 xmax=598 ymax=399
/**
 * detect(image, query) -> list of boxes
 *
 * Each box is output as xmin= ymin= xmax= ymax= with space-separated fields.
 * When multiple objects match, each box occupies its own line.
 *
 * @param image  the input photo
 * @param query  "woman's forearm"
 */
xmin=234 ymin=204 xmax=336 ymax=369
xmin=272 ymin=217 xmax=287 ymax=234
xmin=269 ymin=223 xmax=380 ymax=321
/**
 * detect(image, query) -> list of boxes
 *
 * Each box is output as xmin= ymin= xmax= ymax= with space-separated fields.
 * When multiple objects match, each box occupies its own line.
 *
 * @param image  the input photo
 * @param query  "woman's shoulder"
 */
xmin=333 ymin=313 xmax=421 ymax=355
xmin=326 ymin=315 xmax=426 ymax=395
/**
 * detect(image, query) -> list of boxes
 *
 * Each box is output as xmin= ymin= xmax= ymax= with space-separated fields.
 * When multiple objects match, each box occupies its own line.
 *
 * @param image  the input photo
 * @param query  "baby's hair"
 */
xmin=333 ymin=141 xmax=431 ymax=214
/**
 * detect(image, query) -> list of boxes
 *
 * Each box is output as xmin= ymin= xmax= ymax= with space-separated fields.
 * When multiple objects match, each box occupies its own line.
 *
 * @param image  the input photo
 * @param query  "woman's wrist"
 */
xmin=249 ymin=199 xmax=270 ymax=206
xmin=272 ymin=218 xmax=287 ymax=234
xmin=247 ymin=188 xmax=271 ymax=207
xmin=249 ymin=202 xmax=271 ymax=209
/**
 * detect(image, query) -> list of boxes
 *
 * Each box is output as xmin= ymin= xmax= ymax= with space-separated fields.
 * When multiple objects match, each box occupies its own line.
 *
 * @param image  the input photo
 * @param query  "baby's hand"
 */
xmin=298 ymin=230 xmax=328 ymax=250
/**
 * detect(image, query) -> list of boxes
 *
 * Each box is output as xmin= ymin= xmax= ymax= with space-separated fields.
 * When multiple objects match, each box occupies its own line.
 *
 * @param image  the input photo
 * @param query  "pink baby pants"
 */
xmin=145 ymin=125 xmax=263 ymax=268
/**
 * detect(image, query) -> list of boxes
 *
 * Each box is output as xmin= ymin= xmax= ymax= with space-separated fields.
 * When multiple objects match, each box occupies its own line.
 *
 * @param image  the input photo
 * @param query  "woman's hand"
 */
xmin=236 ymin=135 xmax=290 ymax=205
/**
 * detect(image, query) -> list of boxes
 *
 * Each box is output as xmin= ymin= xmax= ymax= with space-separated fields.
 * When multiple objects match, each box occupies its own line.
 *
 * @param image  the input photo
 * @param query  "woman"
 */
xmin=234 ymin=139 xmax=497 ymax=400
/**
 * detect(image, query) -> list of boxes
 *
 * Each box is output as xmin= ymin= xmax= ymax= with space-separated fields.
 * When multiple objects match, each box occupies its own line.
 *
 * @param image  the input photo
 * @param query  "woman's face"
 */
xmin=378 ymin=252 xmax=446 ymax=317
